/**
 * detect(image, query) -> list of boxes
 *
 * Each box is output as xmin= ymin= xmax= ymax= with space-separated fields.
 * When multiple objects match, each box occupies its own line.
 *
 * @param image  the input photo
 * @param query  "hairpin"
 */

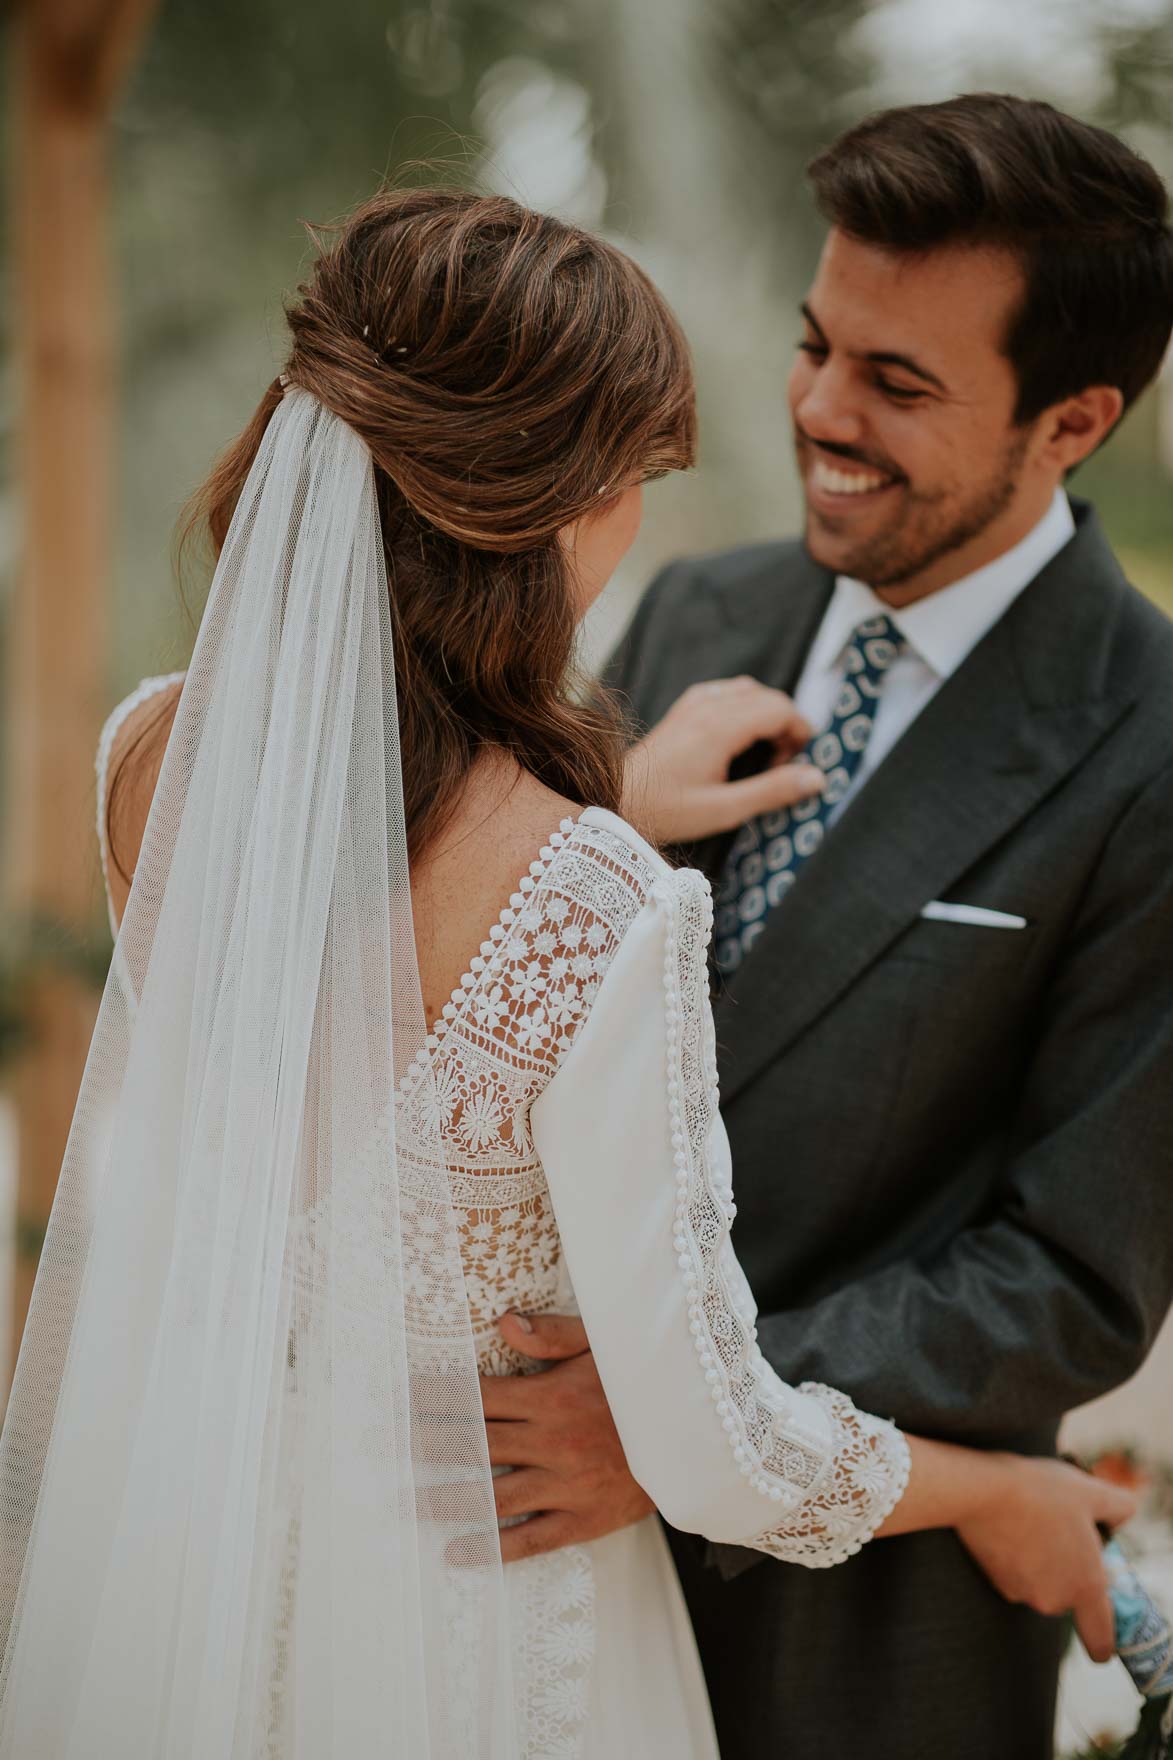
xmin=363 ymin=323 xmax=410 ymax=366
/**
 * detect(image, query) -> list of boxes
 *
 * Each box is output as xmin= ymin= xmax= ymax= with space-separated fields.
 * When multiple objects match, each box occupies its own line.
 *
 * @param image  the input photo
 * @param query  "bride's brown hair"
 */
xmin=107 ymin=187 xmax=696 ymax=879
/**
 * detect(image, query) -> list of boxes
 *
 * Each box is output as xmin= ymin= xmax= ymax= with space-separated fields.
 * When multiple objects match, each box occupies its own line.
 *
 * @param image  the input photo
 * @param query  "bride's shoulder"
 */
xmin=559 ymin=806 xmax=712 ymax=942
xmin=96 ymin=670 xmax=185 ymax=836
xmin=474 ymin=773 xmax=670 ymax=890
xmin=96 ymin=671 xmax=185 ymax=923
xmin=571 ymin=805 xmax=706 ymax=896
xmin=485 ymin=774 xmax=708 ymax=935
xmin=572 ymin=804 xmax=672 ymax=877
xmin=96 ymin=673 xmax=185 ymax=787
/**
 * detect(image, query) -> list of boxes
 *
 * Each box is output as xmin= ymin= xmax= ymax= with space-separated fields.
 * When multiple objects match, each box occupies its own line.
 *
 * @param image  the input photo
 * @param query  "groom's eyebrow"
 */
xmin=800 ymin=303 xmax=948 ymax=393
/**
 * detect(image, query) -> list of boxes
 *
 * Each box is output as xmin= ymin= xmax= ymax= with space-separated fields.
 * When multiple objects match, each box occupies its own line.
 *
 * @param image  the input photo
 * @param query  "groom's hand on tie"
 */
xmin=621 ymin=676 xmax=826 ymax=845
xmin=482 ymin=1313 xmax=653 ymax=1562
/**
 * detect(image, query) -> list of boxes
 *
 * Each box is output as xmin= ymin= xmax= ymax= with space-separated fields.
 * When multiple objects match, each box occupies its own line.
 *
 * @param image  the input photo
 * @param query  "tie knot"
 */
xmin=844 ymin=614 xmax=904 ymax=681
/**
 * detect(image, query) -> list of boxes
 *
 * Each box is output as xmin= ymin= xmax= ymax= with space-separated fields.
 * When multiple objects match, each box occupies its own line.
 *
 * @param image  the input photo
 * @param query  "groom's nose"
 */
xmin=792 ymin=367 xmax=867 ymax=452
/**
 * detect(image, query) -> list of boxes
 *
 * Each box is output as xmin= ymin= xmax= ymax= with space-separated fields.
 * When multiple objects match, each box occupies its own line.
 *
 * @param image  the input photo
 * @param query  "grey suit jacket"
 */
xmin=605 ymin=498 xmax=1173 ymax=1760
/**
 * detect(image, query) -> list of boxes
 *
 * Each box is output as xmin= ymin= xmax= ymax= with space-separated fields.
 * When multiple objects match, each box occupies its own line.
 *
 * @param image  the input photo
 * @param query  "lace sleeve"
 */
xmin=662 ymin=867 xmax=911 ymax=1567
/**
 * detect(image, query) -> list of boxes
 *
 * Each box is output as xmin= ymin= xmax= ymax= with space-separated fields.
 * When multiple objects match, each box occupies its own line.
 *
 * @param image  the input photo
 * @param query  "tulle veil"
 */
xmin=0 ymin=387 xmax=517 ymax=1756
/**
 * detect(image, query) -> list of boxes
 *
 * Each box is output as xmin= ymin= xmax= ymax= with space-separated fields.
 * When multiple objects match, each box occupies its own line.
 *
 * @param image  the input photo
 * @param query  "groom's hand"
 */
xmin=621 ymin=676 xmax=825 ymax=844
xmin=481 ymin=1313 xmax=653 ymax=1562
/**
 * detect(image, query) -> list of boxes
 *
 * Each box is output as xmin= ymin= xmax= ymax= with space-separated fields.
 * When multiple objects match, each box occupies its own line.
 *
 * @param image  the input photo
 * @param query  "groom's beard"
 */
xmin=801 ymin=426 xmax=1031 ymax=590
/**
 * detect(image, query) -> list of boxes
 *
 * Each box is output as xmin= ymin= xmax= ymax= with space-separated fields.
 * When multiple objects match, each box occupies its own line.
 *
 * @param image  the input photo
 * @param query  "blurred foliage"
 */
xmin=1083 ymin=4 xmax=1173 ymax=610
xmin=125 ymin=0 xmax=580 ymax=193
xmin=21 ymin=914 xmax=113 ymax=996
xmin=1095 ymin=8 xmax=1173 ymax=133
xmin=710 ymin=0 xmax=874 ymax=147
xmin=704 ymin=0 xmax=876 ymax=273
xmin=0 ymin=913 xmax=113 ymax=1079
xmin=115 ymin=0 xmax=587 ymax=367
xmin=0 ymin=964 xmax=30 ymax=1075
xmin=1075 ymin=387 xmax=1173 ymax=615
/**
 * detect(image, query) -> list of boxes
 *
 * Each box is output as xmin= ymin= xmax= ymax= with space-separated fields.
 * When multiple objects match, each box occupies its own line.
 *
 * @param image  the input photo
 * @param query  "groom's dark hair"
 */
xmin=808 ymin=93 xmax=1173 ymax=426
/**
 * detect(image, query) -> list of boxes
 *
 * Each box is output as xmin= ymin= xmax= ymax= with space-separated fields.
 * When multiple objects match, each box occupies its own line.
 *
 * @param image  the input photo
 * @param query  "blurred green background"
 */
xmin=6 ymin=0 xmax=1171 ymax=696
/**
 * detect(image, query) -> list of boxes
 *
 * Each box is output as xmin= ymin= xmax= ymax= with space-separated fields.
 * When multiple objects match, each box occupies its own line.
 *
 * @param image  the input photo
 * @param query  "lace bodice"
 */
xmin=394 ymin=811 xmax=662 ymax=1380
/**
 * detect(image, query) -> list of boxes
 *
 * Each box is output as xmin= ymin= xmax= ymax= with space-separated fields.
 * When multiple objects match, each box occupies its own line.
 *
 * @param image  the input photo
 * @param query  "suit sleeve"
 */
xmin=530 ymin=869 xmax=910 ymax=1565
xmin=755 ymin=759 xmax=1173 ymax=1445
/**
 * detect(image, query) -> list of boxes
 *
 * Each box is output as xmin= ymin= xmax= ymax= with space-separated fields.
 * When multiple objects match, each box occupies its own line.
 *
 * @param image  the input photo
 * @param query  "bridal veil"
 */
xmin=0 ymin=388 xmax=516 ymax=1755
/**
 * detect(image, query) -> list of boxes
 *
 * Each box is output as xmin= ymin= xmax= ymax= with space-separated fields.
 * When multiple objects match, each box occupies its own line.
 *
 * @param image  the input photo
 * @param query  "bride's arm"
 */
xmin=529 ymin=868 xmax=1133 ymax=1659
xmin=532 ymin=872 xmax=910 ymax=1563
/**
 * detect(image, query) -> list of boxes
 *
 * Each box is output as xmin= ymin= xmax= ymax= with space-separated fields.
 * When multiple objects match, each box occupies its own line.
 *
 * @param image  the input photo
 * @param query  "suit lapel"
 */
xmin=713 ymin=502 xmax=1135 ymax=1106
xmin=724 ymin=547 xmax=835 ymax=696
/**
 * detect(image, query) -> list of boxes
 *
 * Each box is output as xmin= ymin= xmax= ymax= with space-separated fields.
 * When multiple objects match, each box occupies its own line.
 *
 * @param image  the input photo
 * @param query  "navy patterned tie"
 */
xmin=714 ymin=614 xmax=906 ymax=977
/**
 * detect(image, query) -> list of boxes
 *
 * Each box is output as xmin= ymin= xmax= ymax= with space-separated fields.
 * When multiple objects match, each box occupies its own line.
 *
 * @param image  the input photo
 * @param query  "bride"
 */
xmin=0 ymin=189 xmax=1131 ymax=1757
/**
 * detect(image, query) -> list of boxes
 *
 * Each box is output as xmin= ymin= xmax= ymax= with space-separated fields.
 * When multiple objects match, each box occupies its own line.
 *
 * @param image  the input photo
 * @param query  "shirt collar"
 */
xmin=814 ymin=489 xmax=1076 ymax=681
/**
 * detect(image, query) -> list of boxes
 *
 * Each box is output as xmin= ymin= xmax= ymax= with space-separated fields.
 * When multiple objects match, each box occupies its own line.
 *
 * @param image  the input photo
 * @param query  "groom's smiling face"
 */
xmin=789 ymin=229 xmax=1039 ymax=600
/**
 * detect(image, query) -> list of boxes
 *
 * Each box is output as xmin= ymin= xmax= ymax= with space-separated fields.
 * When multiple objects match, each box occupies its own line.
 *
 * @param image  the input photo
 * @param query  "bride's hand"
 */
xmin=955 ymin=1452 xmax=1137 ymax=1663
xmin=620 ymin=677 xmax=825 ymax=844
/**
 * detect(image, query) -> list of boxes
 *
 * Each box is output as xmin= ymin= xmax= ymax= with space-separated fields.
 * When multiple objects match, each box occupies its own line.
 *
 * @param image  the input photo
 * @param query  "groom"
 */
xmin=487 ymin=94 xmax=1173 ymax=1757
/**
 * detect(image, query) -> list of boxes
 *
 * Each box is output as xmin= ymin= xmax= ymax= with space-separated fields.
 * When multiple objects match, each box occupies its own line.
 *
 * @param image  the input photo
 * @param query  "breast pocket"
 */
xmin=887 ymin=914 xmax=1038 ymax=971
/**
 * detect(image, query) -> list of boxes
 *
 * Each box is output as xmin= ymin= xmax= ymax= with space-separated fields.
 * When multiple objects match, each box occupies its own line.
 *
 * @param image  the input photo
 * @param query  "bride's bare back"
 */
xmin=399 ymin=752 xmax=582 ymax=1033
xmin=103 ymin=686 xmax=580 ymax=1031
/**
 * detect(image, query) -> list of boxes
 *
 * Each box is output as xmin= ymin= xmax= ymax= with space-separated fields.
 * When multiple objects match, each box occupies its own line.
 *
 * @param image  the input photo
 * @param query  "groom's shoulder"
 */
xmin=638 ymin=536 xmax=811 ymax=627
xmin=608 ymin=537 xmax=818 ymax=693
xmin=1095 ymin=556 xmax=1173 ymax=736
xmin=1113 ymin=569 xmax=1173 ymax=675
xmin=1067 ymin=545 xmax=1173 ymax=814
xmin=651 ymin=535 xmax=806 ymax=596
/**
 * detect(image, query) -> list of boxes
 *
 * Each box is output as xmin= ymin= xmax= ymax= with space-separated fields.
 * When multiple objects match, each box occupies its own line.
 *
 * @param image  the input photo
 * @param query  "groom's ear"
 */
xmin=1037 ymin=383 xmax=1125 ymax=474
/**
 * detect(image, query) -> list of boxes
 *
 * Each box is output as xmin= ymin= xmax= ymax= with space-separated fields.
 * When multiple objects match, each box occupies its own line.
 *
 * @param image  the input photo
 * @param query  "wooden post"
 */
xmin=6 ymin=0 xmax=157 ymax=1376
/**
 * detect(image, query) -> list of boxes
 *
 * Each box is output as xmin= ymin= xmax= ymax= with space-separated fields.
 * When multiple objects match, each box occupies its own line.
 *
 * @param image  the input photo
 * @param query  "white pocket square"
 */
xmin=921 ymin=901 xmax=1028 ymax=929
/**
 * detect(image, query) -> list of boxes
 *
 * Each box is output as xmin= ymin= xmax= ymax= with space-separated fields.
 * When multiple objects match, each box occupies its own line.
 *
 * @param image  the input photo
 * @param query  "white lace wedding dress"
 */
xmin=97 ymin=678 xmax=912 ymax=1760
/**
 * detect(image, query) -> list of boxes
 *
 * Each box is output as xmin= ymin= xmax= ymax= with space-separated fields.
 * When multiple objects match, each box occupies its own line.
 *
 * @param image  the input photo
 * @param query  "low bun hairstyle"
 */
xmin=107 ymin=187 xmax=696 ymax=880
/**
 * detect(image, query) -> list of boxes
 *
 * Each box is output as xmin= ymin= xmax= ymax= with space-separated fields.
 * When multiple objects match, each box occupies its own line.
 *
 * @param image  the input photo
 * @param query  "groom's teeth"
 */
xmin=810 ymin=459 xmax=891 ymax=495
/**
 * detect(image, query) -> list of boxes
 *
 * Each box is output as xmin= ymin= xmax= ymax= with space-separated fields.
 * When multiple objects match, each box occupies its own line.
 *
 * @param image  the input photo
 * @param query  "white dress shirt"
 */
xmin=792 ymin=489 xmax=1076 ymax=818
